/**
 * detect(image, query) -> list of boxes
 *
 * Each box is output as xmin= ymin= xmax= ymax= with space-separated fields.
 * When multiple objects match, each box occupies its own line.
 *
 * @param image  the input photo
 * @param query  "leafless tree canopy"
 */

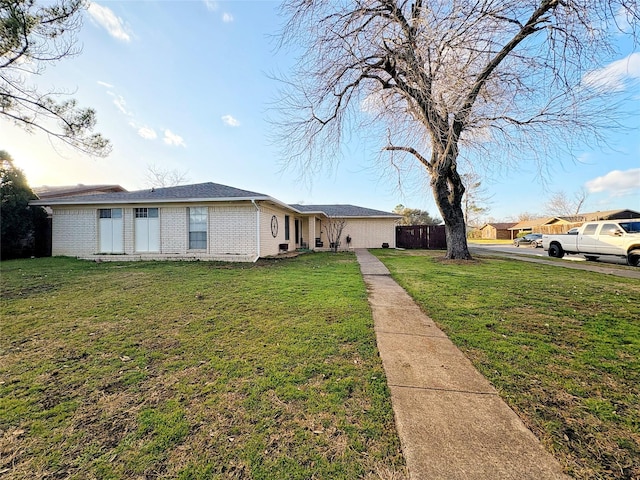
xmin=461 ymin=172 xmax=492 ymax=228
xmin=544 ymin=189 xmax=588 ymax=217
xmin=143 ymin=164 xmax=190 ymax=188
xmin=322 ymin=216 xmax=347 ymax=252
xmin=274 ymin=0 xmax=639 ymax=258
xmin=1 ymin=0 xmax=110 ymax=156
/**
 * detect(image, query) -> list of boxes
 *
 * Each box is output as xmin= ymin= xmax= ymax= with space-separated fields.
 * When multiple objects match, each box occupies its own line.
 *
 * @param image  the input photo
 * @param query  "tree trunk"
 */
xmin=431 ymin=151 xmax=473 ymax=260
xmin=442 ymin=207 xmax=471 ymax=259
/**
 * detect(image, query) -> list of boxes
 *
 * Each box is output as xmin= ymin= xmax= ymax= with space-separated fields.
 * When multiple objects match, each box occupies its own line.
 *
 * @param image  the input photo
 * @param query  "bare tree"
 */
xmin=1 ymin=0 xmax=110 ymax=156
xmin=544 ymin=189 xmax=588 ymax=218
xmin=143 ymin=164 xmax=190 ymax=188
xmin=509 ymin=211 xmax=541 ymax=222
xmin=461 ymin=172 xmax=492 ymax=229
xmin=322 ymin=216 xmax=346 ymax=253
xmin=275 ymin=0 xmax=639 ymax=260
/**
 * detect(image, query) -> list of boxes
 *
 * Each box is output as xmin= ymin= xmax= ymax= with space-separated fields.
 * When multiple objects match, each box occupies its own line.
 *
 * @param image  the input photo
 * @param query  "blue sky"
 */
xmin=2 ymin=1 xmax=639 ymax=220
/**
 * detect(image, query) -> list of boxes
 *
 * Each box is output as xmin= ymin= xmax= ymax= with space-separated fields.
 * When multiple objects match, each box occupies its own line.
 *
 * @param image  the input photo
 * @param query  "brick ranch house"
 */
xmin=30 ymin=182 xmax=400 ymax=262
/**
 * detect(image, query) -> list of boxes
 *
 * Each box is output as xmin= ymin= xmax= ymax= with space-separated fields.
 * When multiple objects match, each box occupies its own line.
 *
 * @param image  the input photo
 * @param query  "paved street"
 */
xmin=468 ymin=244 xmax=640 ymax=279
xmin=471 ymin=243 xmax=630 ymax=266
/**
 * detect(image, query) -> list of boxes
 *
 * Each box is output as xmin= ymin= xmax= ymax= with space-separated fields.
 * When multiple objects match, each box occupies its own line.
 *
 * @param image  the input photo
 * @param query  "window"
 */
xmin=189 ymin=207 xmax=207 ymax=250
xmin=135 ymin=208 xmax=159 ymax=252
xmin=284 ymin=215 xmax=290 ymax=241
xmin=98 ymin=208 xmax=123 ymax=253
xmin=582 ymin=224 xmax=598 ymax=235
xmin=601 ymin=223 xmax=622 ymax=235
xmin=135 ymin=207 xmax=159 ymax=218
xmin=620 ymin=221 xmax=640 ymax=233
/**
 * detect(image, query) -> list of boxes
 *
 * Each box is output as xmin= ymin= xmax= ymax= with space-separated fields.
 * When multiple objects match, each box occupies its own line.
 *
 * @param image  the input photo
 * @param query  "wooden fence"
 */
xmin=533 ymin=222 xmax=582 ymax=235
xmin=396 ymin=225 xmax=447 ymax=249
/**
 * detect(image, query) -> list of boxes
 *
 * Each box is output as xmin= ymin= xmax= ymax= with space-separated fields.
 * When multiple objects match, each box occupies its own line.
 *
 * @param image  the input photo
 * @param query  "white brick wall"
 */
xmin=209 ymin=205 xmax=257 ymax=256
xmin=51 ymin=208 xmax=98 ymax=256
xmin=51 ymin=202 xmax=261 ymax=262
xmin=161 ymin=207 xmax=188 ymax=253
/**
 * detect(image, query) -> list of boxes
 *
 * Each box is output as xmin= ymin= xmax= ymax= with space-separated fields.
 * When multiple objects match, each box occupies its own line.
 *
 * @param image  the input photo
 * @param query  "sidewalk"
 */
xmin=355 ymin=249 xmax=569 ymax=480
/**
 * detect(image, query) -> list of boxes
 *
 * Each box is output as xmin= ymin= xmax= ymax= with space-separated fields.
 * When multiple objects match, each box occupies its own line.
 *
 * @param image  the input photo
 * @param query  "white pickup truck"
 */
xmin=542 ymin=219 xmax=640 ymax=266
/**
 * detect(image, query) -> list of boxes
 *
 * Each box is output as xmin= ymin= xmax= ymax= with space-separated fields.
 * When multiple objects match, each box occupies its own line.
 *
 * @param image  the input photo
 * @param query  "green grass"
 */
xmin=372 ymin=249 xmax=639 ymax=480
xmin=0 ymin=254 xmax=405 ymax=479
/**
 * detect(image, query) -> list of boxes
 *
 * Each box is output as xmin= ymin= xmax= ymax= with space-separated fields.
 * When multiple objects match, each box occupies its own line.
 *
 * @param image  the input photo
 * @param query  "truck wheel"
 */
xmin=628 ymin=250 xmax=640 ymax=267
xmin=548 ymin=244 xmax=564 ymax=258
xmin=584 ymin=256 xmax=598 ymax=262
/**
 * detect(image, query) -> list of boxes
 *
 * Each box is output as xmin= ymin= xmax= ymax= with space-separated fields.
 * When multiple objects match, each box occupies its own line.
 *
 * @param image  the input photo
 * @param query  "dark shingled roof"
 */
xmin=31 ymin=182 xmax=272 ymax=205
xmin=31 ymin=182 xmax=401 ymax=217
xmin=291 ymin=204 xmax=400 ymax=218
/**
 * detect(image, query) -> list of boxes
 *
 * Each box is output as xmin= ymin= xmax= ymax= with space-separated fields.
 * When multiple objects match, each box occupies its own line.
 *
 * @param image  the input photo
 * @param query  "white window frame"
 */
xmin=188 ymin=207 xmax=208 ymax=250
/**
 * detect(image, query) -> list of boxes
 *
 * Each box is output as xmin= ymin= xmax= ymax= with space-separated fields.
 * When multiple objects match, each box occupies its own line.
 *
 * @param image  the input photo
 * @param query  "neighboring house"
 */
xmin=508 ymin=217 xmax=571 ymax=236
xmin=478 ymin=222 xmax=517 ymax=240
xmin=30 ymin=182 xmax=400 ymax=262
xmin=508 ymin=211 xmax=640 ymax=235
xmin=34 ymin=184 xmax=127 ymax=199
xmin=568 ymin=209 xmax=640 ymax=222
xmin=33 ymin=184 xmax=128 ymax=220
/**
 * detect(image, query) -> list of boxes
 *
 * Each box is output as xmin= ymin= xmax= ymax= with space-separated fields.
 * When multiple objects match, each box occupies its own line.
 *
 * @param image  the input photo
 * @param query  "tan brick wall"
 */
xmin=320 ymin=218 xmax=397 ymax=250
xmin=259 ymin=204 xmax=294 ymax=256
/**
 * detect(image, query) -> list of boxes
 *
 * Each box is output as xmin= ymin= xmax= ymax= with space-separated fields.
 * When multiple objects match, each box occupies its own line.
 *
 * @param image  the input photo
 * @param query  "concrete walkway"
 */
xmin=355 ymin=249 xmax=569 ymax=480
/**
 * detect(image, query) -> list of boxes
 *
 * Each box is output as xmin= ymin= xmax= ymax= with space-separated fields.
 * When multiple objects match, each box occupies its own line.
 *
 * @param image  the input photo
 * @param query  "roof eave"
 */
xmin=30 ymin=195 xmax=275 ymax=207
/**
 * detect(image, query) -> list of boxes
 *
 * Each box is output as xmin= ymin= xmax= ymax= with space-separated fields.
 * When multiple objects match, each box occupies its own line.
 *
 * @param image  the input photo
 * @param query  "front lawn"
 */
xmin=0 ymin=254 xmax=405 ymax=479
xmin=373 ymin=249 xmax=639 ymax=480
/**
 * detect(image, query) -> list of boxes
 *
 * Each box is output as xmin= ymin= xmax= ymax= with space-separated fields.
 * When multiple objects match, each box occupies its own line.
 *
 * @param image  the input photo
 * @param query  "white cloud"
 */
xmin=222 ymin=13 xmax=234 ymax=23
xmin=109 ymin=93 xmax=132 ymax=116
xmin=585 ymin=168 xmax=640 ymax=196
xmin=222 ymin=115 xmax=240 ymax=127
xmin=615 ymin=6 xmax=634 ymax=34
xmin=163 ymin=130 xmax=186 ymax=147
xmin=203 ymin=0 xmax=218 ymax=11
xmin=583 ymin=53 xmax=640 ymax=92
xmin=87 ymin=2 xmax=131 ymax=42
xmin=137 ymin=126 xmax=157 ymax=140
xmin=97 ymin=80 xmax=114 ymax=89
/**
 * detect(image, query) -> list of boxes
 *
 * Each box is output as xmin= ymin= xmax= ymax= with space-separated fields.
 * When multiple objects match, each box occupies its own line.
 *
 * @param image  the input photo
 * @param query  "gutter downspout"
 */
xmin=252 ymin=199 xmax=260 ymax=262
